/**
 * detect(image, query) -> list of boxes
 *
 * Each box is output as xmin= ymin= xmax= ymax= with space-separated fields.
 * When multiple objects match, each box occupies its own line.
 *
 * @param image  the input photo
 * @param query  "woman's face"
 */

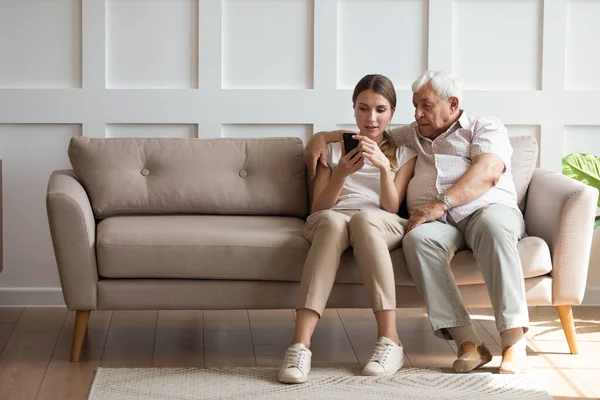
xmin=353 ymin=89 xmax=394 ymax=143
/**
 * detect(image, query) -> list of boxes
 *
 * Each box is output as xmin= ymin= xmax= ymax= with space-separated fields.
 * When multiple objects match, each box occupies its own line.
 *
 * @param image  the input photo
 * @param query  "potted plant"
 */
xmin=562 ymin=153 xmax=600 ymax=229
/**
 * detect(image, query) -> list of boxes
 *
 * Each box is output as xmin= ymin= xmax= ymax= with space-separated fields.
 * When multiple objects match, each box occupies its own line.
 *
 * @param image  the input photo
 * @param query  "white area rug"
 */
xmin=88 ymin=367 xmax=552 ymax=400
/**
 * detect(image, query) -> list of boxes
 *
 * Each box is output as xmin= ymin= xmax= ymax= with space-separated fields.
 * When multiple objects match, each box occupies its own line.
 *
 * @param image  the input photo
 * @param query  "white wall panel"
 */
xmin=222 ymin=124 xmax=312 ymax=144
xmin=106 ymin=0 xmax=198 ymax=88
xmin=0 ymin=0 xmax=600 ymax=304
xmin=337 ymin=0 xmax=427 ymax=89
xmin=565 ymin=0 xmax=600 ymax=90
xmin=0 ymin=124 xmax=81 ymax=287
xmin=0 ymin=0 xmax=82 ymax=88
xmin=106 ymin=124 xmax=198 ymax=138
xmin=452 ymin=0 xmax=542 ymax=90
xmin=564 ymin=126 xmax=600 ymax=156
xmin=222 ymin=0 xmax=314 ymax=89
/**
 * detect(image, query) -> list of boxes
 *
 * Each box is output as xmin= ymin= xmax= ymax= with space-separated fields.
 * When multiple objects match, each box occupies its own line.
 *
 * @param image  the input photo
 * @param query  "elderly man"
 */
xmin=305 ymin=70 xmax=528 ymax=374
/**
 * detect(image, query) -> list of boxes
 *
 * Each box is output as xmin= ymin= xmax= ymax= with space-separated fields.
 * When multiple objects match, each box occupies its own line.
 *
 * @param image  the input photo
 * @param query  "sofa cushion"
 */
xmin=97 ymin=216 xmax=552 ymax=285
xmin=69 ymin=137 xmax=308 ymax=218
xmin=97 ymin=215 xmax=310 ymax=280
xmin=509 ymin=135 xmax=538 ymax=211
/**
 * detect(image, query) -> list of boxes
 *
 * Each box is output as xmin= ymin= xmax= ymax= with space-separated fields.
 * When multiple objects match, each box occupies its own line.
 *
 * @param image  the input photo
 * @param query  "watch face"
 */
xmin=436 ymin=193 xmax=450 ymax=209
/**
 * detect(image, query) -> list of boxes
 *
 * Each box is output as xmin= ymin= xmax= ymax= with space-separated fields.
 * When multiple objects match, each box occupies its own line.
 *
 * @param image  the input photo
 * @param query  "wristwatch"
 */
xmin=436 ymin=192 xmax=452 ymax=210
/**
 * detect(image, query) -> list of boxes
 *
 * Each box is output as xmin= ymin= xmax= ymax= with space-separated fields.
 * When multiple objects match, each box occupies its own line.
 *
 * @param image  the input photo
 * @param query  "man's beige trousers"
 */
xmin=402 ymin=203 xmax=529 ymax=338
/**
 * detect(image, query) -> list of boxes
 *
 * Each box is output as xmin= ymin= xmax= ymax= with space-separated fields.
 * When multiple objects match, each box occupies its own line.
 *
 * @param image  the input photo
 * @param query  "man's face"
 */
xmin=412 ymin=83 xmax=456 ymax=139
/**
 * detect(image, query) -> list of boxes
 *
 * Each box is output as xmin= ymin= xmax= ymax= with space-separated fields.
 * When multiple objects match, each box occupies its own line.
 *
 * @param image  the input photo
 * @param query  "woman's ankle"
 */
xmin=374 ymin=310 xmax=400 ymax=345
xmin=291 ymin=337 xmax=311 ymax=348
xmin=292 ymin=308 xmax=319 ymax=349
xmin=378 ymin=333 xmax=401 ymax=346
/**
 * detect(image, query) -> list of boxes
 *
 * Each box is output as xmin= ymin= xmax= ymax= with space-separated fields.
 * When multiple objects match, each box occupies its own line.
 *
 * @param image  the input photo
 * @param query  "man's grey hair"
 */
xmin=411 ymin=70 xmax=463 ymax=103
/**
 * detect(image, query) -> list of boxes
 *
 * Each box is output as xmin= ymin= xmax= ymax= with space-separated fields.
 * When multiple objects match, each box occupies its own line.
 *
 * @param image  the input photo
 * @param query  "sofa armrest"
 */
xmin=524 ymin=168 xmax=598 ymax=304
xmin=46 ymin=170 xmax=98 ymax=310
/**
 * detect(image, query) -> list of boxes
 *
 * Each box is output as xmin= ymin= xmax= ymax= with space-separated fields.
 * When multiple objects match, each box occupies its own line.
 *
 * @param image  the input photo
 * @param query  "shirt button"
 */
xmin=141 ymin=168 xmax=150 ymax=176
xmin=239 ymin=170 xmax=248 ymax=178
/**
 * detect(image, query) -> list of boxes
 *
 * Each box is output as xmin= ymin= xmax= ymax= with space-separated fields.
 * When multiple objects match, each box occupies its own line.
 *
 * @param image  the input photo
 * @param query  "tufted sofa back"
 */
xmin=68 ymin=136 xmax=308 ymax=218
xmin=68 ymin=135 xmax=538 ymax=219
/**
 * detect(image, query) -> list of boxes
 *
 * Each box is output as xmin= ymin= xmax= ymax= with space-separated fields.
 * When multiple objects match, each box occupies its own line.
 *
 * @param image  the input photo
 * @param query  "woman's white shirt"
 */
xmin=326 ymin=142 xmax=416 ymax=211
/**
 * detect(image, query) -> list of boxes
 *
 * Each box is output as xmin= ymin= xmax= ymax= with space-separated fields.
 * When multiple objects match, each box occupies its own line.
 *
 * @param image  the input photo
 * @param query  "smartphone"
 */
xmin=343 ymin=132 xmax=359 ymax=156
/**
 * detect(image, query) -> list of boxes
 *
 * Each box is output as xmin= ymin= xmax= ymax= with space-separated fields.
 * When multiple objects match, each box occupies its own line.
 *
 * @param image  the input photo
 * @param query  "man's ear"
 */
xmin=449 ymin=97 xmax=459 ymax=113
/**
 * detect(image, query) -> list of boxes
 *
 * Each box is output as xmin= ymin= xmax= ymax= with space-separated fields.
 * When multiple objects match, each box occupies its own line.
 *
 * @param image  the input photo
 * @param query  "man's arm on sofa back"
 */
xmin=46 ymin=170 xmax=98 ymax=310
xmin=525 ymin=168 xmax=599 ymax=304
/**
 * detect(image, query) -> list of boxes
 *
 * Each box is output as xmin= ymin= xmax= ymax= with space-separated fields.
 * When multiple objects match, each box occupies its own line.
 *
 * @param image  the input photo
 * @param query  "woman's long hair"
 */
xmin=352 ymin=74 xmax=399 ymax=170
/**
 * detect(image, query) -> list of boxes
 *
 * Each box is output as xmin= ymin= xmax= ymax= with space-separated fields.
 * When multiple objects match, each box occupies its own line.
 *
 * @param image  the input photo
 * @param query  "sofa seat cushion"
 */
xmin=97 ymin=215 xmax=310 ymax=280
xmin=378 ymin=236 xmax=552 ymax=286
xmin=98 ymin=216 xmax=552 ymax=286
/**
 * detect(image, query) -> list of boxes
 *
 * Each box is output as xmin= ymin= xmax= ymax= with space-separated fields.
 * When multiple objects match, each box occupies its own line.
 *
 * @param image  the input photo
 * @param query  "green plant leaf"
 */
xmin=562 ymin=153 xmax=600 ymax=208
xmin=595 ymin=216 xmax=600 ymax=230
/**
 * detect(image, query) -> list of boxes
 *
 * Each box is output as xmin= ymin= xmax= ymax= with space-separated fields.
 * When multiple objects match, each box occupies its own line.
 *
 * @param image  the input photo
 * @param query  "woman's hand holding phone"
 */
xmin=343 ymin=132 xmax=360 ymax=155
xmin=335 ymin=137 xmax=364 ymax=178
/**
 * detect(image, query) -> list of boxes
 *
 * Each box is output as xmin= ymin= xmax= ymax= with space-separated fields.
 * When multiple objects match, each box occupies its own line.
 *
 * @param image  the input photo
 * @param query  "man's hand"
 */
xmin=407 ymin=201 xmax=446 ymax=232
xmin=304 ymin=134 xmax=329 ymax=180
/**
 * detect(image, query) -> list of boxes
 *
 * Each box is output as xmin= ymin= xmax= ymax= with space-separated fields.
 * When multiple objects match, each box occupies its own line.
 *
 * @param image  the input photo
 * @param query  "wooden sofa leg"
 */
xmin=71 ymin=310 xmax=91 ymax=362
xmin=555 ymin=305 xmax=578 ymax=354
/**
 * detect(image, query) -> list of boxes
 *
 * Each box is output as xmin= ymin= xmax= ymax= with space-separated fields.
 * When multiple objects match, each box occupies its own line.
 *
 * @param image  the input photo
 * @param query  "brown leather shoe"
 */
xmin=499 ymin=344 xmax=528 ymax=374
xmin=453 ymin=342 xmax=493 ymax=373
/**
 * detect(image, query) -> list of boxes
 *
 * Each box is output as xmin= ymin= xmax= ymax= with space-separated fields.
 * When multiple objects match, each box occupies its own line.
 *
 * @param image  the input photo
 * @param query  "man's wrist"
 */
xmin=329 ymin=130 xmax=344 ymax=143
xmin=429 ymin=200 xmax=446 ymax=212
xmin=435 ymin=192 xmax=452 ymax=210
xmin=317 ymin=130 xmax=338 ymax=143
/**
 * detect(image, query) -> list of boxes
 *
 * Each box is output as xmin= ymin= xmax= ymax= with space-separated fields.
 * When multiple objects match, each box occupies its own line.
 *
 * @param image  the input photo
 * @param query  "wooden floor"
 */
xmin=0 ymin=306 xmax=598 ymax=399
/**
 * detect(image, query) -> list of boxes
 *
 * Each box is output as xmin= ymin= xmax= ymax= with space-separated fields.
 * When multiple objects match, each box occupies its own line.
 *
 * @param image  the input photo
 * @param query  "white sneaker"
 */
xmin=278 ymin=343 xmax=312 ymax=384
xmin=363 ymin=336 xmax=404 ymax=376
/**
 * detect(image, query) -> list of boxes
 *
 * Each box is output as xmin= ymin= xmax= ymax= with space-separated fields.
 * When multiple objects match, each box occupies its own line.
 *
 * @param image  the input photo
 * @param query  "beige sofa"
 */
xmin=46 ymin=136 xmax=598 ymax=362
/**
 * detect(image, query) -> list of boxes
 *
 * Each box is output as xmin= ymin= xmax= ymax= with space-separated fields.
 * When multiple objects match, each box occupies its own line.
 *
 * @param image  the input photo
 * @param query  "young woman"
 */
xmin=278 ymin=74 xmax=417 ymax=384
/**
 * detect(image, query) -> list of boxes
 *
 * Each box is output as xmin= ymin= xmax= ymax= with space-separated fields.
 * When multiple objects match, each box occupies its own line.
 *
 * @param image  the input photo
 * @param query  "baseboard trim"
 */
xmin=0 ymin=287 xmax=65 ymax=307
xmin=583 ymin=286 xmax=600 ymax=306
